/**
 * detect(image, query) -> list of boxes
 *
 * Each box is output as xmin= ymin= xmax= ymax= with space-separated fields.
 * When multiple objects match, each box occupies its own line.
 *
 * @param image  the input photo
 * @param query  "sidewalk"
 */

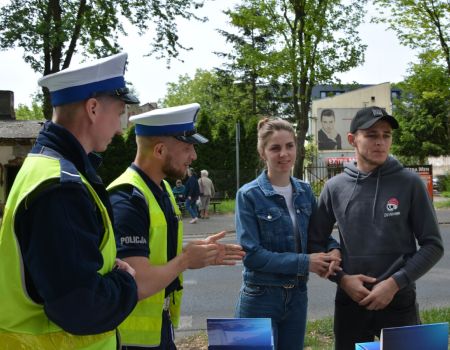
xmin=182 ymin=213 xmax=235 ymax=237
xmin=183 ymin=206 xmax=450 ymax=237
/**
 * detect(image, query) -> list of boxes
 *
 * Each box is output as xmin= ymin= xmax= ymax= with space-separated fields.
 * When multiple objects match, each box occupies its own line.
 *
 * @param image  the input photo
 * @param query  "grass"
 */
xmin=435 ymin=191 xmax=450 ymax=209
xmin=435 ymin=199 xmax=450 ymax=209
xmin=214 ymin=199 xmax=235 ymax=214
xmin=175 ymin=307 xmax=450 ymax=349
xmin=213 ymin=195 xmax=450 ymax=213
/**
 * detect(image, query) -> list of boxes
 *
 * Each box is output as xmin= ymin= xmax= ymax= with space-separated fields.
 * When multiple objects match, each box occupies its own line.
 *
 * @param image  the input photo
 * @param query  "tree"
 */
xmin=222 ymin=0 xmax=367 ymax=178
xmin=0 ymin=0 xmax=205 ymax=118
xmin=98 ymin=125 xmax=137 ymax=186
xmin=163 ymin=69 xmax=261 ymax=196
xmin=372 ymin=0 xmax=450 ymax=75
xmin=392 ymin=52 xmax=450 ymax=164
xmin=15 ymin=95 xmax=45 ymax=120
xmin=215 ymin=5 xmax=278 ymax=115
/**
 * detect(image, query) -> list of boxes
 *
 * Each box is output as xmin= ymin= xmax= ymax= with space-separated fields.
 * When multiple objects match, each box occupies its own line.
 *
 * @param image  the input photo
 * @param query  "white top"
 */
xmin=272 ymin=183 xmax=300 ymax=251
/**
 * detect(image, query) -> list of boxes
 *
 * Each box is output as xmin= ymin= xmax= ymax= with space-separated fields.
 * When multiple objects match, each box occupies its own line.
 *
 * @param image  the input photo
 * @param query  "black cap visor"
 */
xmin=92 ymin=87 xmax=140 ymax=105
xmin=356 ymin=115 xmax=399 ymax=132
xmin=174 ymin=133 xmax=209 ymax=144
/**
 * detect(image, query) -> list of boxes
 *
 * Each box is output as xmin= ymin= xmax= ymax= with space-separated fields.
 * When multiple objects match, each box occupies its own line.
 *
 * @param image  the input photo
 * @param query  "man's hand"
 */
xmin=339 ymin=274 xmax=377 ymax=303
xmin=309 ymin=252 xmax=341 ymax=277
xmin=203 ymin=231 xmax=245 ymax=266
xmin=182 ymin=241 xmax=220 ymax=269
xmin=358 ymin=277 xmax=399 ymax=310
xmin=114 ymin=258 xmax=136 ymax=278
xmin=183 ymin=231 xmax=245 ymax=269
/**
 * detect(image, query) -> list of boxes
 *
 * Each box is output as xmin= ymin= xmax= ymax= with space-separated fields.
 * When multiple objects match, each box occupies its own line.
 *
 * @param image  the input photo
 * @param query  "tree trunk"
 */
xmin=43 ymin=87 xmax=52 ymax=120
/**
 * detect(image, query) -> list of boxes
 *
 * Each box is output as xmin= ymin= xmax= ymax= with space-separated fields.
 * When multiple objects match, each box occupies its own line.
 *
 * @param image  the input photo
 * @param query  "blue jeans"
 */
xmin=185 ymin=198 xmax=198 ymax=219
xmin=235 ymin=282 xmax=308 ymax=350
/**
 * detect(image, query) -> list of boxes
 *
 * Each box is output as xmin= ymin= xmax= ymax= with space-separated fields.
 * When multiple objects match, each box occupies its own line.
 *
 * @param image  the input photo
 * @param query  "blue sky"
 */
xmin=0 ymin=0 xmax=416 ymax=107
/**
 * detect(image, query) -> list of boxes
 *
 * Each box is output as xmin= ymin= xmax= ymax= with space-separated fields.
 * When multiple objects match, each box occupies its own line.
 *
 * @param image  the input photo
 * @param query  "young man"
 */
xmin=309 ymin=106 xmax=444 ymax=349
xmin=318 ymin=108 xmax=342 ymax=150
xmin=0 ymin=53 xmax=140 ymax=349
xmin=108 ymin=103 xmax=245 ymax=349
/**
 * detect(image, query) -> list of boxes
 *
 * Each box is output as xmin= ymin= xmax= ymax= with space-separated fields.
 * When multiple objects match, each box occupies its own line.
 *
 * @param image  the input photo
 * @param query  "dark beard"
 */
xmin=162 ymin=154 xmax=186 ymax=180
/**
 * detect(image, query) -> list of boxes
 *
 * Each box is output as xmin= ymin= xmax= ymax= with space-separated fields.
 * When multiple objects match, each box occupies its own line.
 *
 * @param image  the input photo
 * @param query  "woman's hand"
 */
xmin=309 ymin=252 xmax=341 ymax=278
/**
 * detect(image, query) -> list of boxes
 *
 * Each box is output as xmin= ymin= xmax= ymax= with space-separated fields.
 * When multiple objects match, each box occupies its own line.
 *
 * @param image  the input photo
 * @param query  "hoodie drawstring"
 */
xmin=372 ymin=170 xmax=381 ymax=221
xmin=344 ymin=170 xmax=360 ymax=215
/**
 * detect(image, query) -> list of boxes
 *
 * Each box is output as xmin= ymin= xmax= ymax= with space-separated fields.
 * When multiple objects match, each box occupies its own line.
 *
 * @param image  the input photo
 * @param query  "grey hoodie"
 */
xmin=309 ymin=156 xmax=443 ymax=290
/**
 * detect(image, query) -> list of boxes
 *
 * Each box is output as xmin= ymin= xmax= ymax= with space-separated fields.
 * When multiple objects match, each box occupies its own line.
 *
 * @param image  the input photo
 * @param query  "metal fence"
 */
xmin=303 ymin=158 xmax=345 ymax=197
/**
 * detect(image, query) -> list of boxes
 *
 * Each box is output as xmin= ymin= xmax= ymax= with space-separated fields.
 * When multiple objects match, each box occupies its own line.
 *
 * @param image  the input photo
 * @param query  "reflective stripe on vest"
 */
xmin=0 ymin=154 xmax=117 ymax=350
xmin=108 ymin=167 xmax=183 ymax=347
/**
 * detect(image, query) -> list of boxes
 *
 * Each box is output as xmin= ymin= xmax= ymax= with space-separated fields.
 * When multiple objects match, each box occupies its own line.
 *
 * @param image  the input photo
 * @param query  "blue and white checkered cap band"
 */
xmin=38 ymin=52 xmax=128 ymax=106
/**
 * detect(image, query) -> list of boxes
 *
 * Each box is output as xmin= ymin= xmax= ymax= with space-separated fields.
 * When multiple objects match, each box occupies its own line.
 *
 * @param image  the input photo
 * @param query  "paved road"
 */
xmin=176 ymin=208 xmax=450 ymax=340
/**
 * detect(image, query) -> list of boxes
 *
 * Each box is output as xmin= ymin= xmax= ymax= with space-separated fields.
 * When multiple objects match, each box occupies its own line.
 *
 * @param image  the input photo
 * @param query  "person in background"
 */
xmin=0 ymin=53 xmax=139 ymax=349
xmin=235 ymin=117 xmax=341 ymax=350
xmin=198 ymin=169 xmax=215 ymax=219
xmin=309 ymin=106 xmax=444 ymax=349
xmin=172 ymin=179 xmax=186 ymax=205
xmin=184 ymin=167 xmax=201 ymax=224
xmin=108 ymin=103 xmax=245 ymax=350
xmin=318 ymin=108 xmax=342 ymax=150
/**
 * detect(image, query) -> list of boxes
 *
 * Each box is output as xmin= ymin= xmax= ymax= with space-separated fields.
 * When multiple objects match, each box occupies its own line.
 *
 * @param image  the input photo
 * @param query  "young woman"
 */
xmin=235 ymin=118 xmax=340 ymax=350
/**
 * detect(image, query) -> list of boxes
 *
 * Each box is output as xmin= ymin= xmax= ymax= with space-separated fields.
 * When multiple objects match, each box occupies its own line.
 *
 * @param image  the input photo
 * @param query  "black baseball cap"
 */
xmin=350 ymin=106 xmax=399 ymax=133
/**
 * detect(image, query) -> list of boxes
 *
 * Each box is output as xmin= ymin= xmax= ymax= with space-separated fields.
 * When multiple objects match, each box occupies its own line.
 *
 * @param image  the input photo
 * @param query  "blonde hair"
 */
xmin=200 ymin=169 xmax=208 ymax=177
xmin=257 ymin=117 xmax=295 ymax=156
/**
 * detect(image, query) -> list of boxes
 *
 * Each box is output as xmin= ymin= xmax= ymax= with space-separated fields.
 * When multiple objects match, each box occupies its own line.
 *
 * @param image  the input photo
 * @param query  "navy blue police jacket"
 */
xmin=14 ymin=121 xmax=138 ymax=335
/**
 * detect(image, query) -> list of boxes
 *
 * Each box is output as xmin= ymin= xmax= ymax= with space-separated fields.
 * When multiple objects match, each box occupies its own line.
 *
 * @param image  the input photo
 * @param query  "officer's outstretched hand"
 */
xmin=204 ymin=231 xmax=246 ymax=266
xmin=182 ymin=241 xmax=220 ymax=269
xmin=114 ymin=258 xmax=136 ymax=278
xmin=340 ymin=274 xmax=377 ymax=303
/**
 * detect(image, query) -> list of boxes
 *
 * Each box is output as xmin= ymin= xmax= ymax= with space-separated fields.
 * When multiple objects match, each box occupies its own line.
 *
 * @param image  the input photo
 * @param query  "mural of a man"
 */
xmin=318 ymin=109 xmax=342 ymax=150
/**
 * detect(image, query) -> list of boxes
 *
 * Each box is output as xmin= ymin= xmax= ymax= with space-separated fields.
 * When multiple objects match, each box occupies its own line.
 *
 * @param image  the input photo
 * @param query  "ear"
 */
xmin=153 ymin=142 xmax=166 ymax=160
xmin=85 ymin=98 xmax=99 ymax=124
xmin=347 ymin=132 xmax=356 ymax=147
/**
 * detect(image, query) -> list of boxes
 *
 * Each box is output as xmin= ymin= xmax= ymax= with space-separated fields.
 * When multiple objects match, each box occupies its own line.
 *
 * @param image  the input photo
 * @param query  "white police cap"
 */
xmin=38 ymin=52 xmax=139 ymax=106
xmin=130 ymin=103 xmax=208 ymax=144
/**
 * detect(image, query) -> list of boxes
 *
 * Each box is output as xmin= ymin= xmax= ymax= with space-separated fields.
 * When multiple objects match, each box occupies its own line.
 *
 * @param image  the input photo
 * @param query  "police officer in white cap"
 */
xmin=0 ymin=52 xmax=140 ymax=349
xmin=108 ymin=103 xmax=245 ymax=350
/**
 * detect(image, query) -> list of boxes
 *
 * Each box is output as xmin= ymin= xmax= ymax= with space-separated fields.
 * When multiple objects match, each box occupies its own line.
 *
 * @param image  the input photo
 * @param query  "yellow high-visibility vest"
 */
xmin=0 ymin=154 xmax=117 ymax=349
xmin=108 ymin=167 xmax=183 ymax=347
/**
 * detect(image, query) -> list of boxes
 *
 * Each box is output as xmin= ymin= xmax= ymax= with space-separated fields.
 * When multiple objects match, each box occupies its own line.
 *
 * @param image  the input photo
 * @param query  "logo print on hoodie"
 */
xmin=384 ymin=198 xmax=400 ymax=217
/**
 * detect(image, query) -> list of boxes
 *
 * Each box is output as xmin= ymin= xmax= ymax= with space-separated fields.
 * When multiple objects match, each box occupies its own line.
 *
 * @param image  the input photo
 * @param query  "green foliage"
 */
xmin=420 ymin=307 xmax=450 ymax=324
xmin=214 ymin=199 xmax=236 ymax=214
xmin=304 ymin=317 xmax=334 ymax=349
xmin=434 ymin=199 xmax=450 ymax=209
xmin=163 ymin=69 xmax=261 ymax=197
xmin=97 ymin=133 xmax=134 ymax=187
xmin=15 ymin=102 xmax=44 ymax=121
xmin=15 ymin=93 xmax=44 ymax=120
xmin=372 ymin=0 xmax=450 ymax=74
xmin=222 ymin=0 xmax=368 ymax=178
xmin=97 ymin=126 xmax=138 ymax=187
xmin=392 ymin=53 xmax=450 ymax=163
xmin=0 ymin=0 xmax=206 ymax=118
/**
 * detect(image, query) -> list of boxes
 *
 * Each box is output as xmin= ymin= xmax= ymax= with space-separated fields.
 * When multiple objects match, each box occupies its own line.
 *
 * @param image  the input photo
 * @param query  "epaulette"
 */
xmin=131 ymin=187 xmax=149 ymax=207
xmin=38 ymin=146 xmax=82 ymax=185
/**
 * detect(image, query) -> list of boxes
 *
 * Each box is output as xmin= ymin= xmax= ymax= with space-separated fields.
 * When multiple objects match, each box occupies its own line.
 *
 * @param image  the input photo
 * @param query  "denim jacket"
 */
xmin=235 ymin=170 xmax=316 ymax=287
